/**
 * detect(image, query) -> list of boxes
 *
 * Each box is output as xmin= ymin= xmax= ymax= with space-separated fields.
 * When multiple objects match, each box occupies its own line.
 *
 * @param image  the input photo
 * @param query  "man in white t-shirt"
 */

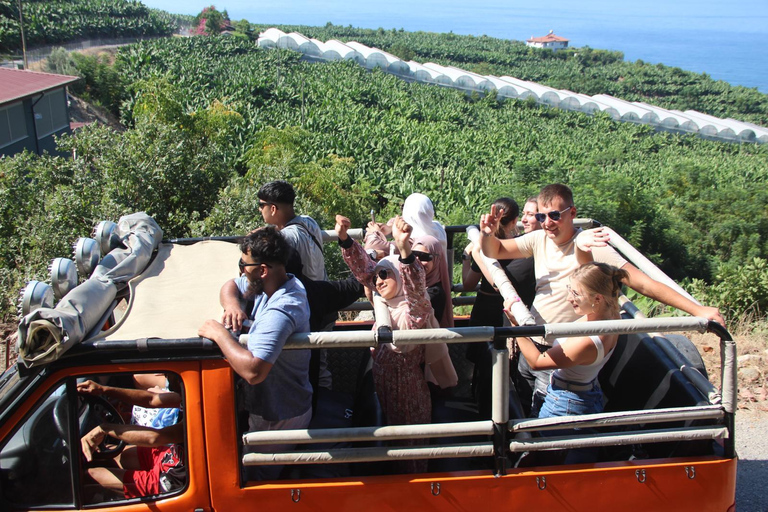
xmin=480 ymin=183 xmax=725 ymax=415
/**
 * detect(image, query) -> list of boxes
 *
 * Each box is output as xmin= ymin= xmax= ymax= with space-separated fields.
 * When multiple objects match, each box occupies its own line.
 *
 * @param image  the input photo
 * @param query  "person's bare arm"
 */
xmin=575 ymin=227 xmax=610 ymax=265
xmin=470 ymin=243 xmax=497 ymax=288
xmin=478 ymin=205 xmax=526 ymax=259
xmin=220 ymin=279 xmax=248 ymax=331
xmin=77 ymin=381 xmax=181 ymax=409
xmin=82 ymin=422 xmax=185 ymax=462
xmin=198 ymin=320 xmax=273 ymax=384
xmin=461 ymin=243 xmax=482 ymax=290
xmin=621 ymin=263 xmax=726 ymax=327
xmin=516 ymin=336 xmax=598 ymax=371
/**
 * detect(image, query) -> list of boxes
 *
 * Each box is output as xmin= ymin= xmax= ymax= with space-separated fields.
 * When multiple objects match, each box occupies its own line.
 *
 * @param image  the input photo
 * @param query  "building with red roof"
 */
xmin=0 ymin=67 xmax=80 ymax=157
xmin=526 ymin=31 xmax=569 ymax=51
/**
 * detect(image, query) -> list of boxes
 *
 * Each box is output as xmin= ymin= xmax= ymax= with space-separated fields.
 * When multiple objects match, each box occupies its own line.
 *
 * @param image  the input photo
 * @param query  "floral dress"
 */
xmin=342 ymin=239 xmax=433 ymax=473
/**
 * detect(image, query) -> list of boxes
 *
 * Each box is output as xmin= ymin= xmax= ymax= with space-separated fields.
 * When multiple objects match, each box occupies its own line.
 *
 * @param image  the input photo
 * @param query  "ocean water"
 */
xmin=144 ymin=0 xmax=768 ymax=92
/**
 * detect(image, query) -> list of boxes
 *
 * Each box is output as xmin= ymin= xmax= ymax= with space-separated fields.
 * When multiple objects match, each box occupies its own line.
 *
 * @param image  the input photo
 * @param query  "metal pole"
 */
xmin=18 ymin=0 xmax=27 ymax=69
xmin=491 ymin=340 xmax=509 ymax=476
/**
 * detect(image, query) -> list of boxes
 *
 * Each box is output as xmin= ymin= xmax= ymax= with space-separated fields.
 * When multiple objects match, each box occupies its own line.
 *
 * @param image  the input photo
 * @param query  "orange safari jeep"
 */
xmin=1 ymin=214 xmax=737 ymax=511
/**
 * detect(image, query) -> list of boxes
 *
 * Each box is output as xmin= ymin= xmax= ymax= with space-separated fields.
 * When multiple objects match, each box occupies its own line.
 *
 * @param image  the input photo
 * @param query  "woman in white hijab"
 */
xmin=402 ymin=193 xmax=447 ymax=257
xmin=365 ymin=193 xmax=448 ymax=262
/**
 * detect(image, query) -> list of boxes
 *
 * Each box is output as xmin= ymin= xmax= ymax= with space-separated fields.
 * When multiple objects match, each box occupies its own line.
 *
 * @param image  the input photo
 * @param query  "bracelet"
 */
xmin=482 ymin=232 xmax=492 ymax=237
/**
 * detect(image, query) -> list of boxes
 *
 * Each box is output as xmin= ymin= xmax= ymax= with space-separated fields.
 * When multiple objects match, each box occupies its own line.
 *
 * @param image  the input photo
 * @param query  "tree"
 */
xmin=194 ymin=6 xmax=225 ymax=36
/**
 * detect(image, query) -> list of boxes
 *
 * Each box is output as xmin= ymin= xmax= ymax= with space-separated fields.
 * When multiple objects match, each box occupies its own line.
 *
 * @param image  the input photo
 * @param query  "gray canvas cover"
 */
xmin=16 ymin=213 xmax=163 ymax=367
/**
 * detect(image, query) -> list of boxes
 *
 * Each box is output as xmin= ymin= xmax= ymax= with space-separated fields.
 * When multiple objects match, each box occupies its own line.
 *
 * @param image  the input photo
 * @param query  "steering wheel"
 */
xmin=53 ymin=392 xmax=126 ymax=459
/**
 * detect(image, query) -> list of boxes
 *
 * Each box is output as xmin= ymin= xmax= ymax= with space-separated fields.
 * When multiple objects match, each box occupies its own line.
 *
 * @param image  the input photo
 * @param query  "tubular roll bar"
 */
xmin=163 ymin=221 xmax=737 ymax=470
xmin=231 ymin=317 xmax=737 ymax=473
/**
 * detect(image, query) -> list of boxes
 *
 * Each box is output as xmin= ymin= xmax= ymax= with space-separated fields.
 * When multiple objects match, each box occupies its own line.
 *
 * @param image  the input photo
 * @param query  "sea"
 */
xmin=142 ymin=0 xmax=768 ymax=93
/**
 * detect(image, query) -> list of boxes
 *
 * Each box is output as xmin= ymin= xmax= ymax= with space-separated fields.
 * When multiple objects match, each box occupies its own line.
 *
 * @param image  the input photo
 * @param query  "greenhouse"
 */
xmin=446 ymin=66 xmax=494 ymax=91
xmin=256 ymin=27 xmax=286 ymax=48
xmin=499 ymin=76 xmax=563 ymax=107
xmin=485 ymin=76 xmax=536 ymax=100
xmin=344 ymin=42 xmax=409 ymax=74
xmin=407 ymin=61 xmax=453 ymax=85
xmin=322 ymin=40 xmax=366 ymax=65
xmin=683 ymin=111 xmax=757 ymax=142
xmin=677 ymin=110 xmax=739 ymax=140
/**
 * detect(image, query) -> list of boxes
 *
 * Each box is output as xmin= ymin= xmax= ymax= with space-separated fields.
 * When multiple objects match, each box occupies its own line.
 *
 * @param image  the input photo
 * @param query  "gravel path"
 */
xmin=736 ymin=411 xmax=768 ymax=510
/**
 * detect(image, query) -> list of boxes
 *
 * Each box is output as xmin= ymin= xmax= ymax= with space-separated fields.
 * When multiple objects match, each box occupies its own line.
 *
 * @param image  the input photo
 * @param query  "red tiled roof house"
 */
xmin=0 ymin=68 xmax=80 ymax=157
xmin=526 ymin=31 xmax=569 ymax=51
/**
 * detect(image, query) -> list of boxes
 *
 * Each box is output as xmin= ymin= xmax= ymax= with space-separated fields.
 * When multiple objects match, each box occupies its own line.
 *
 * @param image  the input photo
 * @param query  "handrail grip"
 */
xmin=243 ymin=420 xmax=494 ymax=445
xmin=510 ymin=405 xmax=724 ymax=432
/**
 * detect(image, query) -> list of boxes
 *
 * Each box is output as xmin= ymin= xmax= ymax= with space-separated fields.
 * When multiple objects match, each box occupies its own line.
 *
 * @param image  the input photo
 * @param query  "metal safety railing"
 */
xmin=235 ymin=316 xmax=735 ymax=475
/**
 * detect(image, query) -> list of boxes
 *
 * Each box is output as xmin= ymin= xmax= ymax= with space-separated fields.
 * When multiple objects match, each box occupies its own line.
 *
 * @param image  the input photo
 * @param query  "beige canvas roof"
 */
xmin=103 ymin=240 xmax=241 ymax=341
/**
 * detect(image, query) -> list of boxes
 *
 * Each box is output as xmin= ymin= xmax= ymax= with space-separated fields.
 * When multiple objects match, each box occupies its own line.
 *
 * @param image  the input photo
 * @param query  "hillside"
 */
xmin=249 ymin=23 xmax=768 ymax=126
xmin=0 ymin=0 xmax=176 ymax=53
xmin=1 ymin=34 xmax=767 ymax=326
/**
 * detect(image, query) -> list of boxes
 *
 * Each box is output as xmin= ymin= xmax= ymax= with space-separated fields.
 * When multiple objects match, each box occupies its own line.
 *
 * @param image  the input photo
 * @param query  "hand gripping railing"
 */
xmin=235 ymin=316 xmax=737 ymax=474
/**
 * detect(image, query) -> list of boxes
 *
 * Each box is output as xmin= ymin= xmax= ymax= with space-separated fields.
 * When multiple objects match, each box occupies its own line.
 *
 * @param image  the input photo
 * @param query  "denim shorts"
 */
xmin=539 ymin=381 xmax=604 ymax=418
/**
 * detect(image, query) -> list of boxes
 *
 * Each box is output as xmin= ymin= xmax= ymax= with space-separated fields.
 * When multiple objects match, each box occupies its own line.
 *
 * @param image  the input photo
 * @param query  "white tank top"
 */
xmin=552 ymin=335 xmax=615 ymax=384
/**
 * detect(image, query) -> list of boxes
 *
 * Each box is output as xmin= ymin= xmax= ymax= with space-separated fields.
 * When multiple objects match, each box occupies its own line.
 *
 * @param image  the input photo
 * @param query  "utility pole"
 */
xmin=18 ymin=0 xmax=28 ymax=69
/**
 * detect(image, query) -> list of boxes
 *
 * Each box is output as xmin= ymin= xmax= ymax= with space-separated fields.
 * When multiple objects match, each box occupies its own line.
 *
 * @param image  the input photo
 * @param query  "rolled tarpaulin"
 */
xmin=16 ymin=212 xmax=163 ymax=367
xmin=17 ymin=278 xmax=117 ymax=367
xmin=466 ymin=226 xmax=535 ymax=326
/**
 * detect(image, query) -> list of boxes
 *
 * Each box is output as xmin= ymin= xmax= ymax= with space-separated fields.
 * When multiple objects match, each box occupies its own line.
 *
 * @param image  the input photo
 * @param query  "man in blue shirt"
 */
xmin=199 ymin=226 xmax=311 ymax=480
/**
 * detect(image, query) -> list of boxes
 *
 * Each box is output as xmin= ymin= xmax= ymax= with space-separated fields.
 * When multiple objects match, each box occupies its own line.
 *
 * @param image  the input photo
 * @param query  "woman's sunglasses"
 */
xmin=411 ymin=250 xmax=433 ymax=262
xmin=534 ymin=206 xmax=572 ymax=223
xmin=375 ymin=269 xmax=393 ymax=281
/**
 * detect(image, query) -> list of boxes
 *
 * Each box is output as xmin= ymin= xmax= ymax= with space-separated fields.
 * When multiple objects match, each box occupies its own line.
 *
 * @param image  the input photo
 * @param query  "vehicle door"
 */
xmin=0 ymin=361 xmax=211 ymax=511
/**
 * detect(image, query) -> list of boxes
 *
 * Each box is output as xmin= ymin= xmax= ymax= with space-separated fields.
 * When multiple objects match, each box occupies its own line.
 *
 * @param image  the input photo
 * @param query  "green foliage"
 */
xmin=45 ymin=47 xmax=80 ymax=76
xmin=193 ymin=5 xmax=227 ymax=36
xmin=251 ymin=23 xmax=768 ymax=125
xmin=0 ymin=0 xmax=175 ymax=53
xmin=71 ymin=52 xmax=124 ymax=114
xmin=687 ymin=258 xmax=768 ymax=322
xmin=2 ymin=33 xmax=768 ymax=324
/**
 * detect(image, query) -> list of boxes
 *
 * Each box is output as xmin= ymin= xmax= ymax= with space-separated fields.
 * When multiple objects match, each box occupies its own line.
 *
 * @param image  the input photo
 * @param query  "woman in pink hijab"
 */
xmin=335 ymin=214 xmax=458 ymax=473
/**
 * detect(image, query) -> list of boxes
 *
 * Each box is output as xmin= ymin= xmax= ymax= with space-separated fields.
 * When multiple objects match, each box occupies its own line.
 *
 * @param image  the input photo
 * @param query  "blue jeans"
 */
xmin=538 ymin=380 xmax=604 ymax=464
xmin=539 ymin=381 xmax=604 ymax=418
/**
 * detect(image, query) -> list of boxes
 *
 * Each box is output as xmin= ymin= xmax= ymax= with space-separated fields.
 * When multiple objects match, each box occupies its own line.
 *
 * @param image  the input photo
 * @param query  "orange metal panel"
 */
xmin=209 ymin=458 xmax=734 ymax=512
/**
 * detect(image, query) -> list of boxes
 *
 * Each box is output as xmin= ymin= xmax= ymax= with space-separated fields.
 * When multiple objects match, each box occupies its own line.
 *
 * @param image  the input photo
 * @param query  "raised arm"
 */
xmin=336 ymin=214 xmax=377 ymax=289
xmin=461 ymin=242 xmax=482 ymax=291
xmin=479 ymin=204 xmax=526 ymax=259
xmin=575 ymin=227 xmax=611 ymax=265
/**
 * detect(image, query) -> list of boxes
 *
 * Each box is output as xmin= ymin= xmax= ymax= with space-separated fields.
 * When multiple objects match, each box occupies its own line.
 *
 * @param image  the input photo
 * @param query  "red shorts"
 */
xmin=123 ymin=446 xmax=167 ymax=498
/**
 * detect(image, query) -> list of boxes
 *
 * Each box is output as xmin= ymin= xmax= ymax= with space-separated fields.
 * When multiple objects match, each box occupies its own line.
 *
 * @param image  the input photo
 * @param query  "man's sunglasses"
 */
xmin=534 ymin=206 xmax=572 ymax=223
xmin=239 ymin=259 xmax=273 ymax=272
xmin=257 ymin=201 xmax=273 ymax=209
xmin=411 ymin=250 xmax=433 ymax=262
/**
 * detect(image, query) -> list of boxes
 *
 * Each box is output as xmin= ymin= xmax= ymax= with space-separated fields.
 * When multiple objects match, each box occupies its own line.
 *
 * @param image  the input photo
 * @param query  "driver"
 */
xmin=81 ymin=421 xmax=185 ymax=499
xmin=77 ymin=380 xmax=185 ymax=500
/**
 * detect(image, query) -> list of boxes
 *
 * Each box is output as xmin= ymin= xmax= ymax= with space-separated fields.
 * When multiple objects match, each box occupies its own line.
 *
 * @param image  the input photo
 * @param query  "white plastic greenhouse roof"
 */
xmin=323 ymin=40 xmax=365 ymax=64
xmin=256 ymin=27 xmax=768 ymax=145
xmin=407 ymin=61 xmax=453 ymax=85
xmin=446 ymin=66 xmax=494 ymax=91
xmin=674 ymin=110 xmax=739 ymax=140
xmin=485 ymin=76 xmax=536 ymax=100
